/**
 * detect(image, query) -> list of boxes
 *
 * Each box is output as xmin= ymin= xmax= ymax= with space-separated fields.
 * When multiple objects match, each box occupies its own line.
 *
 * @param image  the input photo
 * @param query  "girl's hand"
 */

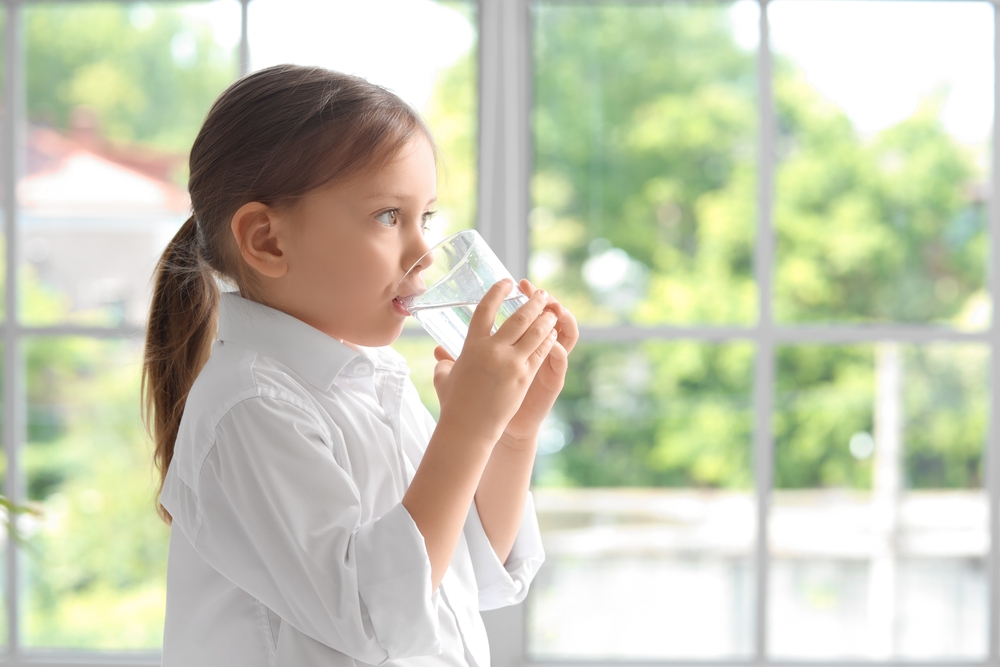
xmin=499 ymin=279 xmax=578 ymax=449
xmin=432 ymin=279 xmax=560 ymax=445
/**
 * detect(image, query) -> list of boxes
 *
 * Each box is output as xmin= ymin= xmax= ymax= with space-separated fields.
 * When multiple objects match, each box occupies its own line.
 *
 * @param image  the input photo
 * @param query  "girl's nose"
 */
xmin=398 ymin=230 xmax=435 ymax=296
xmin=407 ymin=232 xmax=435 ymax=275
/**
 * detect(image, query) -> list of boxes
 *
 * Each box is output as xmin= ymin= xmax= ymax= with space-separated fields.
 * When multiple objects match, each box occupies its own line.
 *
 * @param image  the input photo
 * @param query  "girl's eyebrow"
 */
xmin=364 ymin=192 xmax=437 ymax=206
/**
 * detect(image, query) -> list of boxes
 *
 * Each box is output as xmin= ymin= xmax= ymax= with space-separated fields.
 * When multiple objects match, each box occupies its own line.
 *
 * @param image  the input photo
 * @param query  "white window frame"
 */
xmin=478 ymin=1 xmax=1000 ymax=667
xmin=0 ymin=0 xmax=996 ymax=665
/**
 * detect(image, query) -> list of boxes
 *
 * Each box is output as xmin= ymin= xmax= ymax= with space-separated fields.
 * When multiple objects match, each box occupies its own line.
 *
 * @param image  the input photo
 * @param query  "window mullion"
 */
xmin=3 ymin=0 xmax=24 ymax=656
xmin=754 ymin=0 xmax=775 ymax=661
xmin=476 ymin=1 xmax=532 ymax=665
xmin=239 ymin=0 xmax=249 ymax=77
xmin=476 ymin=0 xmax=531 ymax=279
xmin=987 ymin=2 xmax=1000 ymax=664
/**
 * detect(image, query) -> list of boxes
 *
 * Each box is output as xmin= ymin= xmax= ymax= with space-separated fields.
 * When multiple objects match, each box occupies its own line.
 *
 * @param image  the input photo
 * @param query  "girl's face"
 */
xmin=273 ymin=133 xmax=437 ymax=347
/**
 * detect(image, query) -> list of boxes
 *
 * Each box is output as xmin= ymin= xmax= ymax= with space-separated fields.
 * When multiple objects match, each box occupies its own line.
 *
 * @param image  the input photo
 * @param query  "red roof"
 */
xmin=21 ymin=109 xmax=190 ymax=216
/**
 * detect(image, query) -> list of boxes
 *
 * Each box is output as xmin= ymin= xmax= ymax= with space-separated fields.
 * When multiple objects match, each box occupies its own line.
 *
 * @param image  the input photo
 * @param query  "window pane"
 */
xmin=248 ymin=0 xmax=477 ymax=241
xmin=391 ymin=335 xmax=440 ymax=419
xmin=772 ymin=1 xmax=993 ymax=327
xmin=23 ymin=338 xmax=167 ymax=648
xmin=532 ymin=2 xmax=758 ymax=326
xmin=771 ymin=343 xmax=988 ymax=658
xmin=21 ymin=2 xmax=240 ymax=327
xmin=528 ymin=341 xmax=755 ymax=659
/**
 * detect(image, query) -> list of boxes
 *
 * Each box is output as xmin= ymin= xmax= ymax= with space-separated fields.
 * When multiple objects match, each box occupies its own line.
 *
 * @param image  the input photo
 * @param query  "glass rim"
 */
xmin=398 ymin=228 xmax=481 ymax=288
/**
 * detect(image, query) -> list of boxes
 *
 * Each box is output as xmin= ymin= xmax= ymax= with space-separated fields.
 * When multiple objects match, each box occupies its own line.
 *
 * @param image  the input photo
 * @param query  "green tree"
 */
xmin=528 ymin=4 xmax=986 ymax=492
xmin=532 ymin=3 xmax=757 ymax=325
xmin=26 ymin=4 xmax=237 ymax=153
xmin=13 ymin=3 xmax=237 ymax=647
xmin=774 ymin=74 xmax=984 ymax=324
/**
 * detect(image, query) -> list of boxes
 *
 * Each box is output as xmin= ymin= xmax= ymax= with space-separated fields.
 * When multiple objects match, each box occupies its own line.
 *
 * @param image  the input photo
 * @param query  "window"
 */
xmin=515 ymin=0 xmax=996 ymax=664
xmin=3 ymin=0 xmax=997 ymax=664
xmin=4 ymin=0 xmax=475 ymax=661
xmin=17 ymin=2 xmax=238 ymax=652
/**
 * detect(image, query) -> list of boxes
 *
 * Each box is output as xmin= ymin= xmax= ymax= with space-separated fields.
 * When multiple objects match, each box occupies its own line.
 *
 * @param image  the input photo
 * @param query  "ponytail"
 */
xmin=143 ymin=215 xmax=219 ymax=523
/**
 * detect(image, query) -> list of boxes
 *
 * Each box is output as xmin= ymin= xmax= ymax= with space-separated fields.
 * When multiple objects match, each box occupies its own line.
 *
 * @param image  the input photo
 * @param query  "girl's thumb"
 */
xmin=433 ymin=346 xmax=455 ymax=362
xmin=433 ymin=357 xmax=454 ymax=394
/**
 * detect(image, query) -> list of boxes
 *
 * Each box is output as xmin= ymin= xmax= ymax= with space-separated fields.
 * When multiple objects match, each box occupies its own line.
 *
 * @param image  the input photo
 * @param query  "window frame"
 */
xmin=0 ymin=0 xmax=996 ymax=665
xmin=481 ymin=1 xmax=1000 ymax=666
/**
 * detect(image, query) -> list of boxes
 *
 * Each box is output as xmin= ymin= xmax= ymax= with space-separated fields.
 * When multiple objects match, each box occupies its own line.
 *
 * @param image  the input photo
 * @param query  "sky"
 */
xmin=183 ymin=0 xmax=474 ymax=111
xmin=732 ymin=0 xmax=994 ymax=144
xmin=248 ymin=0 xmax=473 ymax=111
xmin=190 ymin=0 xmax=993 ymax=145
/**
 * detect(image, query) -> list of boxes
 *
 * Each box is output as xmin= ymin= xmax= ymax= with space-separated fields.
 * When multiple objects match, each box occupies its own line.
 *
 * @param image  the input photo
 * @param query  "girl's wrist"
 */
xmin=436 ymin=408 xmax=504 ymax=452
xmin=497 ymin=430 xmax=538 ymax=452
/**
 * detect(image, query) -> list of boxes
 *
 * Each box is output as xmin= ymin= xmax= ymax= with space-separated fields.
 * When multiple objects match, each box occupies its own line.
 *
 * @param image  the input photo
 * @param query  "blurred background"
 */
xmin=3 ymin=0 xmax=996 ymax=664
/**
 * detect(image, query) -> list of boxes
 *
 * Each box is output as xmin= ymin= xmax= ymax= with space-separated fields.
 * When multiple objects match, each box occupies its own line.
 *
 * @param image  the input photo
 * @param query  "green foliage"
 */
xmin=11 ymin=2 xmax=240 ymax=648
xmin=24 ymin=338 xmax=166 ymax=648
xmin=26 ymin=4 xmax=237 ymax=152
xmin=774 ymin=74 xmax=984 ymax=323
xmin=422 ymin=5 xmax=478 ymax=236
xmin=15 ymin=267 xmax=167 ymax=648
xmin=903 ymin=345 xmax=987 ymax=488
xmin=532 ymin=3 xmax=757 ymax=325
xmin=541 ymin=342 xmax=754 ymax=489
xmin=526 ymin=5 xmax=987 ymax=492
xmin=774 ymin=345 xmax=875 ymax=489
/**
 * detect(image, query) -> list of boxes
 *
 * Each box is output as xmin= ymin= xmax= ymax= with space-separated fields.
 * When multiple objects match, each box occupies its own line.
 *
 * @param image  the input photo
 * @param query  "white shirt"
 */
xmin=159 ymin=292 xmax=545 ymax=667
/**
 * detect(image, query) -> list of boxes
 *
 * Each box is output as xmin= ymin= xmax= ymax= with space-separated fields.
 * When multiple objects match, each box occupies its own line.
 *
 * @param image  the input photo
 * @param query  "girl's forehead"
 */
xmin=305 ymin=141 xmax=437 ymax=204
xmin=359 ymin=137 xmax=437 ymax=188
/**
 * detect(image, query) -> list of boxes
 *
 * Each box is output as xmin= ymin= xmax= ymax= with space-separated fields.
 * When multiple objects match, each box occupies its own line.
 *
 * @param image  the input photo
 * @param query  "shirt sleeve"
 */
xmin=179 ymin=395 xmax=441 ymax=663
xmin=463 ymin=493 xmax=546 ymax=611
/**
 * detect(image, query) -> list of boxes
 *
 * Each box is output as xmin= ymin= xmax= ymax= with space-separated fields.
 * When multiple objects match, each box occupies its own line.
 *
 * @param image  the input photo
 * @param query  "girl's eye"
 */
xmin=421 ymin=210 xmax=437 ymax=232
xmin=375 ymin=209 xmax=398 ymax=227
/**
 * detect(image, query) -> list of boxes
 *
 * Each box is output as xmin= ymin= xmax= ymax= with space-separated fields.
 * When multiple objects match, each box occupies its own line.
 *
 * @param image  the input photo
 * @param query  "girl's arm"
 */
xmin=473 ymin=281 xmax=578 ymax=563
xmin=402 ymin=281 xmax=558 ymax=591
xmin=401 ymin=415 xmax=496 ymax=592
xmin=472 ymin=432 xmax=538 ymax=564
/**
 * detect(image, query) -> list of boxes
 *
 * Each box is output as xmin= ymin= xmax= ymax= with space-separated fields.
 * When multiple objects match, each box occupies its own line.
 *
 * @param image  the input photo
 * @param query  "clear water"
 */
xmin=410 ymin=294 xmax=530 ymax=359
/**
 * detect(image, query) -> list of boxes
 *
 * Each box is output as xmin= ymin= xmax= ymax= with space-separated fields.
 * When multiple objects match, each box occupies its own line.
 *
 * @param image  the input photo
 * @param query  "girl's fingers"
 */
xmin=432 ymin=356 xmax=454 ymax=394
xmin=518 ymin=280 xmax=577 ymax=353
xmin=528 ymin=328 xmax=559 ymax=372
xmin=433 ymin=345 xmax=454 ymax=362
xmin=468 ymin=279 xmax=514 ymax=338
xmin=513 ymin=308 xmax=559 ymax=356
xmin=553 ymin=304 xmax=579 ymax=354
xmin=519 ymin=278 xmax=538 ymax=299
xmin=493 ymin=287 xmax=553 ymax=345
xmin=546 ymin=340 xmax=569 ymax=375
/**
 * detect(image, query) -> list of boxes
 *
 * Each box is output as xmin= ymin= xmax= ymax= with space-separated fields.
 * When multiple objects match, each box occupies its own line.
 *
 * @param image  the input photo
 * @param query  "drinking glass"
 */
xmin=398 ymin=230 xmax=528 ymax=359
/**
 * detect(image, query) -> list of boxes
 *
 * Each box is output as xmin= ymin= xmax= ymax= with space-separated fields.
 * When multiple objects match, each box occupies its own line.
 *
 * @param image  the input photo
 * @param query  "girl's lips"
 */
xmin=392 ymin=297 xmax=411 ymax=316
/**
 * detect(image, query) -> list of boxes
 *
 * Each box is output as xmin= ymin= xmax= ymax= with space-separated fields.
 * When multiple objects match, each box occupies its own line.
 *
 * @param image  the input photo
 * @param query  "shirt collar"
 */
xmin=217 ymin=292 xmax=406 ymax=391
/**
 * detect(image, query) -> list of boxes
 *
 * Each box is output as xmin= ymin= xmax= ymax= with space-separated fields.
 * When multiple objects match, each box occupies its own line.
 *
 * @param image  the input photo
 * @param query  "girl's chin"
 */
xmin=342 ymin=322 xmax=406 ymax=349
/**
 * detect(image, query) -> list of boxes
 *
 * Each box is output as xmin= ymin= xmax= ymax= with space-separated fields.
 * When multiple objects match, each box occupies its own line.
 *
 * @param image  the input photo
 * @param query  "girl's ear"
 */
xmin=231 ymin=202 xmax=288 ymax=279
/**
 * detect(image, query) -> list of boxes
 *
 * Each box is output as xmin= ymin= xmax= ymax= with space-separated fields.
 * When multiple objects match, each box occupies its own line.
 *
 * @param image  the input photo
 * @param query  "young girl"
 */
xmin=143 ymin=65 xmax=577 ymax=666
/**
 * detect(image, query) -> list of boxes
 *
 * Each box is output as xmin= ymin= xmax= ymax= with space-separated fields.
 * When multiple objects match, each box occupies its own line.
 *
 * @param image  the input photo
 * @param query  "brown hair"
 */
xmin=143 ymin=65 xmax=430 ymax=522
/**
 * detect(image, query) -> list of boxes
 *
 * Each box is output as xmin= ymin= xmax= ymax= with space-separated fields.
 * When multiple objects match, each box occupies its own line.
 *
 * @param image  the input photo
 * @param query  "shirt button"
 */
xmin=353 ymin=363 xmax=368 ymax=375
